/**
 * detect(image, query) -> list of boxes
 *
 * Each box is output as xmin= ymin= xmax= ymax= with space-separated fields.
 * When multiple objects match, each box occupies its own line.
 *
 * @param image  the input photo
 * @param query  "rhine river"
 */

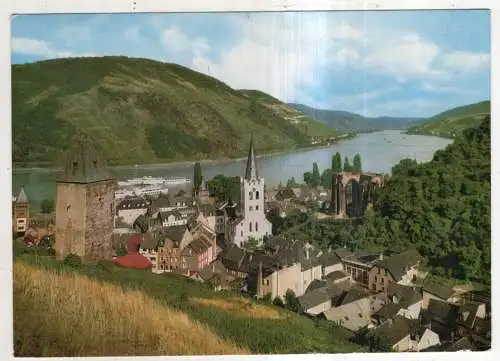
xmin=13 ymin=130 xmax=452 ymax=207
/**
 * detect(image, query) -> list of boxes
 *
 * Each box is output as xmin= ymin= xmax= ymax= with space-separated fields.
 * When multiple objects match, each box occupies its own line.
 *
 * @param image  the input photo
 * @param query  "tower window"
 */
xmin=249 ymin=222 xmax=252 ymax=232
xmin=249 ymin=206 xmax=253 ymax=211
xmin=256 ymin=191 xmax=260 ymax=199
xmin=256 ymin=205 xmax=259 ymax=211
xmin=249 ymin=191 xmax=253 ymax=200
xmin=255 ymin=222 xmax=258 ymax=231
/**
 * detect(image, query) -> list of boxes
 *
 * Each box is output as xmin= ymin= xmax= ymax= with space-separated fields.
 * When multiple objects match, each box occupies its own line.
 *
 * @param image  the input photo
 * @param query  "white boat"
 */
xmin=117 ymin=176 xmax=191 ymax=187
xmin=115 ymin=184 xmax=170 ymax=200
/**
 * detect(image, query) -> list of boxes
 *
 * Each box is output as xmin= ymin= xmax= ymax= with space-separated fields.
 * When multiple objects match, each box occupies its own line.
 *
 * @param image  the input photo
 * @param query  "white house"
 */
xmin=115 ymin=197 xmax=150 ymax=225
xmin=227 ymin=136 xmax=272 ymax=247
xmin=160 ymin=210 xmax=188 ymax=228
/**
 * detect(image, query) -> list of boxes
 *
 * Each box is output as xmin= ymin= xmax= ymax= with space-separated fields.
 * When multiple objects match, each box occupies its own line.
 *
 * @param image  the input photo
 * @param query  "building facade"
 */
xmin=12 ymin=187 xmax=30 ymax=235
xmin=54 ymin=138 xmax=117 ymax=262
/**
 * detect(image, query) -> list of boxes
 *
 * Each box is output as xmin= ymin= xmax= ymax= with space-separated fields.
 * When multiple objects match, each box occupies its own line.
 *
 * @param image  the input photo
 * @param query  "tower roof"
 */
xmin=244 ymin=134 xmax=258 ymax=180
xmin=16 ymin=187 xmax=28 ymax=203
xmin=57 ymin=135 xmax=115 ymax=184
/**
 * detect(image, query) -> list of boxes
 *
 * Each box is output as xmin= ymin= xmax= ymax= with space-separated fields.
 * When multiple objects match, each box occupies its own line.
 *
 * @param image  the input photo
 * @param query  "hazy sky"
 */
xmin=11 ymin=10 xmax=490 ymax=117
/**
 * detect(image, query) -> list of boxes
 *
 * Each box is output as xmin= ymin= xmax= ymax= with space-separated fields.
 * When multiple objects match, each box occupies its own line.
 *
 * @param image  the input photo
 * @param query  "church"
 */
xmin=224 ymin=136 xmax=273 ymax=247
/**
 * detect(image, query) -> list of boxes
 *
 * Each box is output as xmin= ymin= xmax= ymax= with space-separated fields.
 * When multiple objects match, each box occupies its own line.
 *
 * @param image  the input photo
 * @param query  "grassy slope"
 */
xmin=12 ymin=56 xmax=343 ymax=167
xmin=14 ymin=262 xmax=247 ymax=357
xmin=14 ymin=252 xmax=366 ymax=356
xmin=407 ymin=100 xmax=490 ymax=138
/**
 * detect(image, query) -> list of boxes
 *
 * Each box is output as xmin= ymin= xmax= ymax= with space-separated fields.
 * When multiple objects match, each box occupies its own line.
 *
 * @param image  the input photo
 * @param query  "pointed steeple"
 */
xmin=16 ymin=187 xmax=28 ymax=203
xmin=244 ymin=134 xmax=258 ymax=180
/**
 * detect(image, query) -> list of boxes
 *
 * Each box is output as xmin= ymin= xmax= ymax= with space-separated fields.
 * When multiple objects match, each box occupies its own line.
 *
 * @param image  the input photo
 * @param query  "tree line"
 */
xmin=301 ymin=152 xmax=363 ymax=189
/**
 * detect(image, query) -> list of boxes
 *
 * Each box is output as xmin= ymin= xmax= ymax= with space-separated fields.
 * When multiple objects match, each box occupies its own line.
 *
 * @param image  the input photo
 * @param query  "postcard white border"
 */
xmin=1 ymin=1 xmax=498 ymax=361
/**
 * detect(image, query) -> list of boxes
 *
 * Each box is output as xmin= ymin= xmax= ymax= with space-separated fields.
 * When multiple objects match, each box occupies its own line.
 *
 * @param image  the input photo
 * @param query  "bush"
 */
xmin=63 ymin=254 xmax=82 ymax=268
xmin=262 ymin=293 xmax=272 ymax=303
xmin=272 ymin=296 xmax=284 ymax=307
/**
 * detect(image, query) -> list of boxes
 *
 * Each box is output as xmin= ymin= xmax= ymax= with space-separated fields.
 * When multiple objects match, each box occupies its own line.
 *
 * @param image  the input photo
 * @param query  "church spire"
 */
xmin=244 ymin=134 xmax=258 ymax=180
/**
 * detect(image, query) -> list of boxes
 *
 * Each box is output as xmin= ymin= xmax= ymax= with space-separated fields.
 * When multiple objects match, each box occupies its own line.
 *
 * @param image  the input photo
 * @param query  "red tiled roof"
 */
xmin=115 ymin=252 xmax=152 ymax=269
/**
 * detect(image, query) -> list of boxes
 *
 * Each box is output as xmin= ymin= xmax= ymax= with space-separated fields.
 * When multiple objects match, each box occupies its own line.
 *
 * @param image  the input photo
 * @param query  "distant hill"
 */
xmin=407 ymin=100 xmax=491 ymax=138
xmin=288 ymin=103 xmax=422 ymax=132
xmin=12 ymin=56 xmax=342 ymax=167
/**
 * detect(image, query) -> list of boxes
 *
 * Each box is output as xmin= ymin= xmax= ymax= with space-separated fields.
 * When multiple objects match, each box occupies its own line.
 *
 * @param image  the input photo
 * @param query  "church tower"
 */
xmin=54 ymin=137 xmax=117 ymax=263
xmin=236 ymin=135 xmax=272 ymax=246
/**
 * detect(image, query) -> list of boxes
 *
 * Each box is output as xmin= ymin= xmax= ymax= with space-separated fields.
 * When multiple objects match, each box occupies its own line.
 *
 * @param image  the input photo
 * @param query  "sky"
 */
xmin=11 ymin=10 xmax=490 ymax=118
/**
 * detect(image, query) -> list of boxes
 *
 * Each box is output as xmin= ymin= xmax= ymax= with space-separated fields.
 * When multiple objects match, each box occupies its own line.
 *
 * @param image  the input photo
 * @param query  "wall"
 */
xmin=269 ymin=262 xmax=302 ymax=300
xmin=83 ymin=180 xmax=116 ymax=262
xmin=368 ymin=266 xmax=393 ymax=293
xmin=55 ymin=182 xmax=87 ymax=260
xmin=301 ymin=265 xmax=323 ymax=296
xmin=117 ymin=208 xmax=147 ymax=225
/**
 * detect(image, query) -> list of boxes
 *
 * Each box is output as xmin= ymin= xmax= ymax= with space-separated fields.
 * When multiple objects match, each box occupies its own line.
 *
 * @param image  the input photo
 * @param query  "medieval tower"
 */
xmin=55 ymin=138 xmax=116 ymax=262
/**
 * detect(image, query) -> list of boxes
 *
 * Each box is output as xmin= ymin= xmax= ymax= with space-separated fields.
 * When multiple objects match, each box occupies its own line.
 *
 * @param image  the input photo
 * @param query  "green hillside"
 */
xmin=14 ymin=249 xmax=366 ymax=356
xmin=12 ymin=56 xmax=342 ymax=167
xmin=407 ymin=100 xmax=490 ymax=138
xmin=280 ymin=115 xmax=491 ymax=285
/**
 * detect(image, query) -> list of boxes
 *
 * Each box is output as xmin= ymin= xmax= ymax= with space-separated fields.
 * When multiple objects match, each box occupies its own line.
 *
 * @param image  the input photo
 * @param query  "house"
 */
xmin=368 ymin=249 xmax=421 ymax=292
xmin=297 ymin=284 xmax=344 ymax=315
xmin=421 ymin=299 xmax=460 ymax=342
xmin=115 ymin=197 xmax=150 ymax=225
xmin=386 ymin=283 xmax=423 ymax=320
xmin=180 ymin=236 xmax=213 ymax=277
xmin=456 ymin=302 xmax=488 ymax=338
xmin=410 ymin=327 xmax=441 ymax=352
xmin=341 ymin=250 xmax=383 ymax=287
xmin=115 ymin=234 xmax=153 ymax=269
xmin=322 ymin=287 xmax=372 ymax=332
xmin=371 ymin=316 xmax=412 ymax=351
xmin=139 ymin=226 xmax=193 ymax=273
xmin=159 ymin=210 xmax=188 ymax=227
xmin=422 ymin=282 xmax=461 ymax=309
xmin=218 ymin=244 xmax=249 ymax=279
xmin=12 ymin=187 xmax=30 ymax=236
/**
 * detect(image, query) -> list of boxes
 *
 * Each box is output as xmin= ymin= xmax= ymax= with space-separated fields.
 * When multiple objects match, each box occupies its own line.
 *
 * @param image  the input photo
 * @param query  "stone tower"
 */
xmin=55 ymin=137 xmax=117 ymax=263
xmin=12 ymin=187 xmax=29 ymax=235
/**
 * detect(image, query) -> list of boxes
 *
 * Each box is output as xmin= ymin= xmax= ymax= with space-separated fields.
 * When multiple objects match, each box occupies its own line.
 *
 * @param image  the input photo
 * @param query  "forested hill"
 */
xmin=407 ymin=100 xmax=490 ymax=138
xmin=355 ymin=115 xmax=491 ymax=283
xmin=288 ymin=103 xmax=422 ymax=132
xmin=12 ymin=56 xmax=341 ymax=167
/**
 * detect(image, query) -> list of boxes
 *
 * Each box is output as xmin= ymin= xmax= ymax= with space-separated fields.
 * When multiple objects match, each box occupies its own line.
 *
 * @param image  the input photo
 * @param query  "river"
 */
xmin=13 ymin=130 xmax=452 ymax=208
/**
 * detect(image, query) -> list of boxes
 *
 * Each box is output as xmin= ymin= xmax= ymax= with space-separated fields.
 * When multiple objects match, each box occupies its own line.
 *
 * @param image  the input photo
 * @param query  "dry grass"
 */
xmin=191 ymin=297 xmax=285 ymax=320
xmin=14 ymin=262 xmax=248 ymax=357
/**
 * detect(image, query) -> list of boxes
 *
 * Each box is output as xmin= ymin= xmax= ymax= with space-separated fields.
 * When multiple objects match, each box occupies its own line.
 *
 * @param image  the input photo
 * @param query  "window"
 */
xmin=249 ymin=191 xmax=253 ymax=200
xmin=249 ymin=223 xmax=252 ymax=232
xmin=249 ymin=206 xmax=253 ymax=211
xmin=255 ymin=222 xmax=258 ymax=231
xmin=256 ymin=191 xmax=260 ymax=199
xmin=256 ymin=205 xmax=259 ymax=211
